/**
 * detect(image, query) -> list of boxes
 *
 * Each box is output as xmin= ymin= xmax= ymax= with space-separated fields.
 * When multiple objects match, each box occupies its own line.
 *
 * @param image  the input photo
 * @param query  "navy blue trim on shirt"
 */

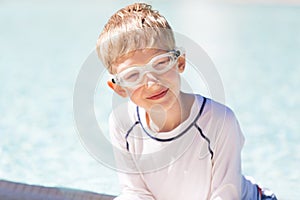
xmin=194 ymin=123 xmax=214 ymax=159
xmin=125 ymin=96 xmax=214 ymax=159
xmin=125 ymin=121 xmax=140 ymax=152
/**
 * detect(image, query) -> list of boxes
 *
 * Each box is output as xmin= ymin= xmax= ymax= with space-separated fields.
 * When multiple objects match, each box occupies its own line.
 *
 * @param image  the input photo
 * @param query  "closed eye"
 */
xmin=153 ymin=58 xmax=171 ymax=70
xmin=124 ymin=71 xmax=140 ymax=82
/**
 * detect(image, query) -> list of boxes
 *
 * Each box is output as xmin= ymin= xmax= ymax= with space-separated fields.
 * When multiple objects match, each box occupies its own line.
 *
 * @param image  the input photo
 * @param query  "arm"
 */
xmin=109 ymin=113 xmax=155 ymax=200
xmin=209 ymin=108 xmax=245 ymax=200
xmin=113 ymin=173 xmax=154 ymax=200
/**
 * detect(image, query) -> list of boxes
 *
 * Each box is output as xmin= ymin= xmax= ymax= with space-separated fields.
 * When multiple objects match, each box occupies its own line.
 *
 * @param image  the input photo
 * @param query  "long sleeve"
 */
xmin=109 ymin=112 xmax=155 ymax=200
xmin=209 ymin=108 xmax=245 ymax=200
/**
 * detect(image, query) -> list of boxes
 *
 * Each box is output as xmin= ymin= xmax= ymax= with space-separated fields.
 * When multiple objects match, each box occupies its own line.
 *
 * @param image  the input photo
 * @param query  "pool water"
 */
xmin=0 ymin=1 xmax=299 ymax=199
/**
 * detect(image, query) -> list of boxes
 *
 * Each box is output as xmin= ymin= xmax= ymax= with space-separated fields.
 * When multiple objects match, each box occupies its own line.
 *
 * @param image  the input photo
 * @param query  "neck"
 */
xmin=146 ymin=92 xmax=195 ymax=132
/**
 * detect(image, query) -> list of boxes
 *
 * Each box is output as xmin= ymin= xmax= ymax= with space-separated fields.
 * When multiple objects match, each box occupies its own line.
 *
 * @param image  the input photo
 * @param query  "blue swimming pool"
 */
xmin=0 ymin=1 xmax=299 ymax=199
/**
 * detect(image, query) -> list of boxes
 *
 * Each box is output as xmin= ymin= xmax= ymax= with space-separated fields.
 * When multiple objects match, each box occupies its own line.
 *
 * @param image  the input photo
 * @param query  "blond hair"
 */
xmin=96 ymin=3 xmax=176 ymax=73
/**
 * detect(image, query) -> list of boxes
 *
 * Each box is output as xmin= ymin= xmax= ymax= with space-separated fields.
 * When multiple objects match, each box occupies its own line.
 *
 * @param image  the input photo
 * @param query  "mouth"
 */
xmin=147 ymin=89 xmax=169 ymax=100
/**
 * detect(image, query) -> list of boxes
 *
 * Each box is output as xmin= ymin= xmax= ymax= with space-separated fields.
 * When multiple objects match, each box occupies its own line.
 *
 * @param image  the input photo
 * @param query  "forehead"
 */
xmin=111 ymin=49 xmax=167 ymax=74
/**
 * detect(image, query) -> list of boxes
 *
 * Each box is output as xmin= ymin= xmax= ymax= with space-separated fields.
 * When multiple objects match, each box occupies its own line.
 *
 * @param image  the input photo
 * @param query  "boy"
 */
xmin=96 ymin=3 xmax=277 ymax=200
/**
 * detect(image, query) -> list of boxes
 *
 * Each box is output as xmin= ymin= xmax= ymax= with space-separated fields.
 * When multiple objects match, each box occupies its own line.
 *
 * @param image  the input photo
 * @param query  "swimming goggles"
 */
xmin=111 ymin=49 xmax=182 ymax=88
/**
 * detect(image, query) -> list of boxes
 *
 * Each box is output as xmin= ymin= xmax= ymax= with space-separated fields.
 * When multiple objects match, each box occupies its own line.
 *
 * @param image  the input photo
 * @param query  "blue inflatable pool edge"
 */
xmin=0 ymin=179 xmax=116 ymax=200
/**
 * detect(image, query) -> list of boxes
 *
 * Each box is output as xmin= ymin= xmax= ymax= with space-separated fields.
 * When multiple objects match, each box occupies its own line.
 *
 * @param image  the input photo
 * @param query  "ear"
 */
xmin=177 ymin=54 xmax=186 ymax=73
xmin=107 ymin=81 xmax=128 ymax=98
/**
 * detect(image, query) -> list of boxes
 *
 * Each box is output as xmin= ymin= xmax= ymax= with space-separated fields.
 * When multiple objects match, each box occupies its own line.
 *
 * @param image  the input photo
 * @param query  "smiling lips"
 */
xmin=147 ymin=89 xmax=169 ymax=100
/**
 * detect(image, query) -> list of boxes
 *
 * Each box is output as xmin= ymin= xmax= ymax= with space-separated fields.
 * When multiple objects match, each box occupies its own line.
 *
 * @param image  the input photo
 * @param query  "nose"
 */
xmin=144 ymin=73 xmax=159 ymax=88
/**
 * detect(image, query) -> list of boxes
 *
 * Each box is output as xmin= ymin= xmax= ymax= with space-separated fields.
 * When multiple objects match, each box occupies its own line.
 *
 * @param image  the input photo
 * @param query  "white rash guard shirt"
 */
xmin=109 ymin=94 xmax=259 ymax=200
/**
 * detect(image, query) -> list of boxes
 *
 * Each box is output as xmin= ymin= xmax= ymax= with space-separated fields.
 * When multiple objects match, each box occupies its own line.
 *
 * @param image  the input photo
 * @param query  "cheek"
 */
xmin=127 ymin=87 xmax=143 ymax=103
xmin=166 ymin=66 xmax=179 ymax=77
xmin=161 ymin=69 xmax=181 ymax=86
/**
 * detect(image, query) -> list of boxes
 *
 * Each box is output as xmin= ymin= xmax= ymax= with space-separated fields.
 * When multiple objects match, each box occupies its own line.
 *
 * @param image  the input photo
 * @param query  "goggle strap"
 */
xmin=174 ymin=50 xmax=181 ymax=58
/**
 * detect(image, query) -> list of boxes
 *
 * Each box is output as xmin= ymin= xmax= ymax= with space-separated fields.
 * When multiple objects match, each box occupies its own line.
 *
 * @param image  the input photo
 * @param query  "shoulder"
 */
xmin=109 ymin=100 xmax=137 ymax=130
xmin=196 ymin=95 xmax=237 ymax=124
xmin=195 ymin=95 xmax=243 ymax=143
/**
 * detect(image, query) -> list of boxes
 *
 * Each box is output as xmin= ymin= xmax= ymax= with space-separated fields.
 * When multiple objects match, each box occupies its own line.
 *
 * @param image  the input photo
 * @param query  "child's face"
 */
xmin=110 ymin=49 xmax=185 ymax=111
